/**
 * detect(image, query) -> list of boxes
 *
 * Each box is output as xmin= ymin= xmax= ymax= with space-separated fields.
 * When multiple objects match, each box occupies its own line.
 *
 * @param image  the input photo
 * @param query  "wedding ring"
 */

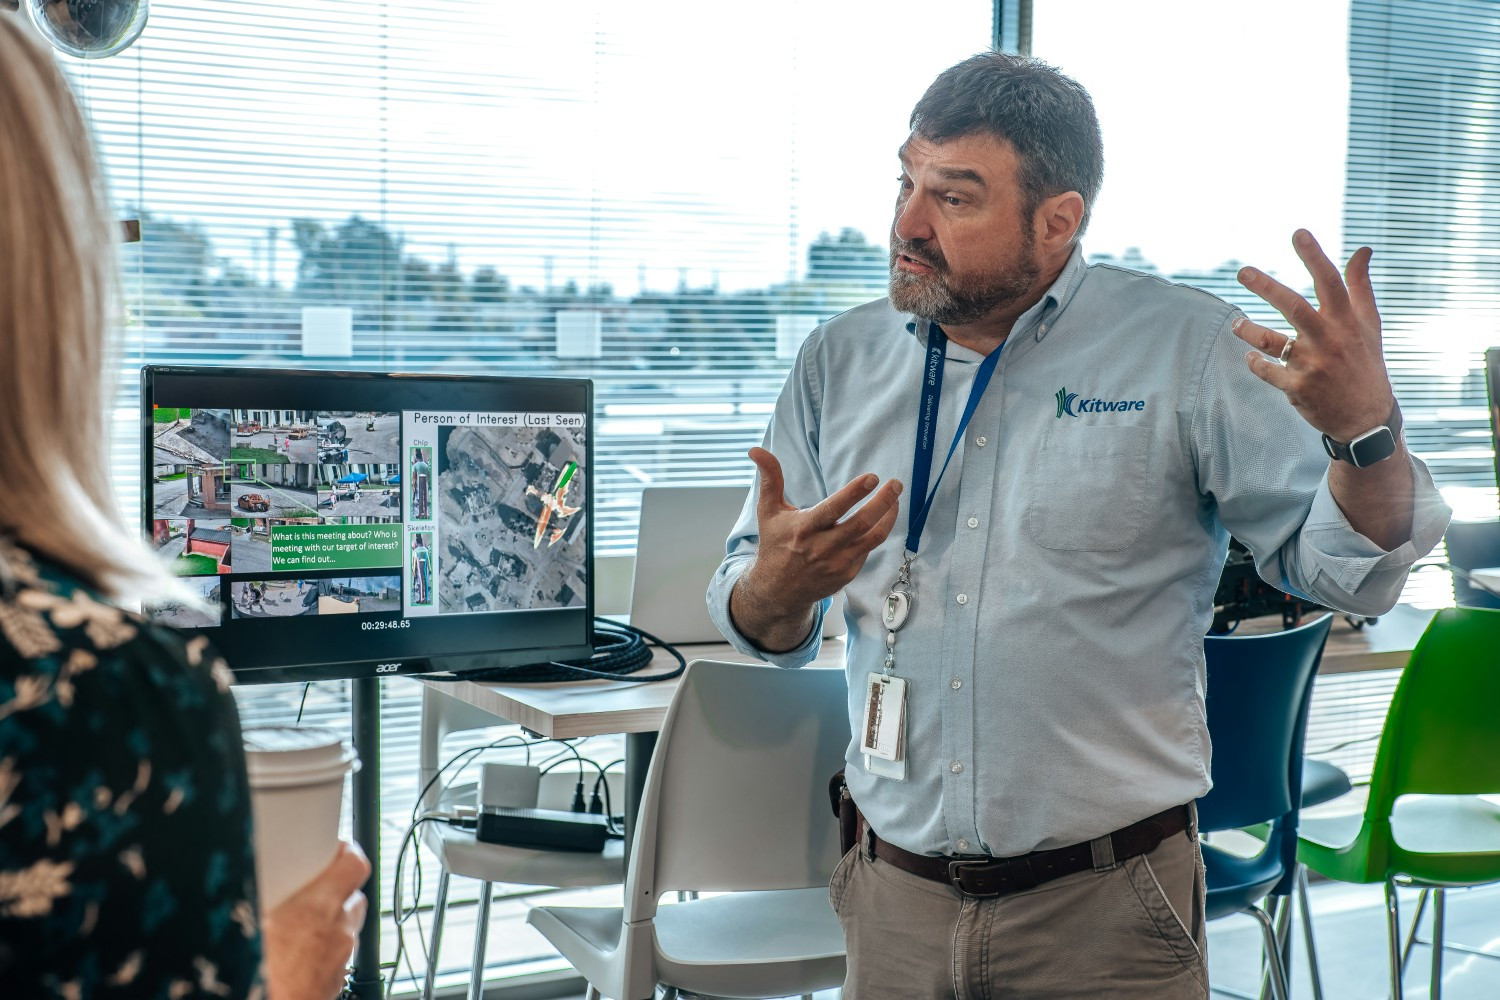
xmin=1278 ymin=337 xmax=1296 ymax=364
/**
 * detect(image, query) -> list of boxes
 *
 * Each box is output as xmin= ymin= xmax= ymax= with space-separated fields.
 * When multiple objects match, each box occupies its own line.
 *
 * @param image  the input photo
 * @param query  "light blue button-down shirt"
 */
xmin=706 ymin=245 xmax=1451 ymax=858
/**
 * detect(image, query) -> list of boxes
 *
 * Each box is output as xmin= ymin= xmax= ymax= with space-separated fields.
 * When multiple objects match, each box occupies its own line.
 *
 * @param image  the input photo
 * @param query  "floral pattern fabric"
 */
xmin=0 ymin=537 xmax=263 ymax=999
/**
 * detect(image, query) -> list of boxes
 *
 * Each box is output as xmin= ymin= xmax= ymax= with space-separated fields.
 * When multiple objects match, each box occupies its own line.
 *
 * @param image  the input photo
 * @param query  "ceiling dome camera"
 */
xmin=25 ymin=0 xmax=147 ymax=59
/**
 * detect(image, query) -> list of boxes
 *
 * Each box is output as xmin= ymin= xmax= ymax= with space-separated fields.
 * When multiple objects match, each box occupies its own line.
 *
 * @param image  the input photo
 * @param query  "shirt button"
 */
xmin=957 ymin=838 xmax=971 ymax=852
xmin=975 ymin=436 xmax=988 ymax=447
xmin=950 ymin=761 xmax=963 ymax=774
xmin=966 ymin=516 xmax=979 ymax=529
xmin=950 ymin=678 xmax=962 ymax=690
xmin=1039 ymin=323 xmax=1049 ymax=334
xmin=955 ymin=594 xmax=968 ymax=606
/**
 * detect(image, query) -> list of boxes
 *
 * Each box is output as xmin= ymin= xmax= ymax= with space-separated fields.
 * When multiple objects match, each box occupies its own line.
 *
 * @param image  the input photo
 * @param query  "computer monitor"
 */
xmin=142 ymin=366 xmax=594 ymax=683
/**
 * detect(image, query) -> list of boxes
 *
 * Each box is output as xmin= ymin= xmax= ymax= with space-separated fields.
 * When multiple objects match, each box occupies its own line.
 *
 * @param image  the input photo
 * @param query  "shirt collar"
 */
xmin=902 ymin=242 xmax=1089 ymax=348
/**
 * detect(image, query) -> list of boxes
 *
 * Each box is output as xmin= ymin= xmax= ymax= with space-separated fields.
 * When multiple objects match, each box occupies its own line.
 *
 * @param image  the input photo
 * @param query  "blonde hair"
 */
xmin=0 ymin=16 xmax=185 ymax=606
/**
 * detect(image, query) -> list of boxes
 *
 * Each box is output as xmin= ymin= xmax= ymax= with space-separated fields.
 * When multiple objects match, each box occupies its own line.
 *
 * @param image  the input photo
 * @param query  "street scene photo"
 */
xmin=151 ymin=464 xmax=233 ymax=518
xmin=316 ymin=462 xmax=401 ymax=519
xmin=147 ymin=577 xmax=222 ymax=629
xmin=435 ymin=423 xmax=587 ymax=615
xmin=314 ymin=576 xmax=401 ymax=614
xmin=152 ymin=519 xmax=232 ymax=575
xmin=231 ymin=579 xmax=318 ymax=618
xmin=228 ymin=517 xmax=320 ymax=573
xmin=228 ymin=409 xmax=318 ymax=464
xmin=314 ymin=411 xmax=400 ymax=465
xmin=153 ymin=408 xmax=231 ymax=465
xmin=231 ymin=463 xmax=318 ymax=518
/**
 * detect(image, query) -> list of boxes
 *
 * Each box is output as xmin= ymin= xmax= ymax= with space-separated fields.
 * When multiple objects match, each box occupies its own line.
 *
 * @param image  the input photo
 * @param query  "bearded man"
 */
xmin=707 ymin=50 xmax=1449 ymax=998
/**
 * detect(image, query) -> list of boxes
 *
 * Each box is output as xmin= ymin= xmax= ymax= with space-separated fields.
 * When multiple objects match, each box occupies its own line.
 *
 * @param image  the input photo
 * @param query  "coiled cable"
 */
xmin=421 ymin=617 xmax=686 ymax=684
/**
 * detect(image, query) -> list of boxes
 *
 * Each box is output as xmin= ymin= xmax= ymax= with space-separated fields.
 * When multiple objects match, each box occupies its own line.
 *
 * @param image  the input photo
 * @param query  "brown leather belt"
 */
xmin=870 ymin=804 xmax=1191 ymax=899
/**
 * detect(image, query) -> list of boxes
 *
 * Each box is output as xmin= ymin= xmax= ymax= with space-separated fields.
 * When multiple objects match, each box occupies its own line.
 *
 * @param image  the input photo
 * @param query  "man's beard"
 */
xmin=888 ymin=232 xmax=1041 ymax=326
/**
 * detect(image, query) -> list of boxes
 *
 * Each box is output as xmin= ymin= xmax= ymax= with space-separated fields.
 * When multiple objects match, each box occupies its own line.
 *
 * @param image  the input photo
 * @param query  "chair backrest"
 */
xmin=1199 ymin=614 xmax=1332 ymax=888
xmin=1366 ymin=607 xmax=1500 ymax=809
xmin=622 ymin=659 xmax=849 ymax=923
xmin=1443 ymin=520 xmax=1500 ymax=609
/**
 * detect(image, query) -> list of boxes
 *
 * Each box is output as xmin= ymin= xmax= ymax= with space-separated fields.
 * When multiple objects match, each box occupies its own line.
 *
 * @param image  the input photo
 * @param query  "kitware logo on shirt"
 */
xmin=1054 ymin=388 xmax=1147 ymax=418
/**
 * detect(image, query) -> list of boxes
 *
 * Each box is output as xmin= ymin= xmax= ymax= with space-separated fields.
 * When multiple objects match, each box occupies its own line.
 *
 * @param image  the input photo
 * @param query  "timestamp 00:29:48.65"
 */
xmin=360 ymin=619 xmax=412 ymax=631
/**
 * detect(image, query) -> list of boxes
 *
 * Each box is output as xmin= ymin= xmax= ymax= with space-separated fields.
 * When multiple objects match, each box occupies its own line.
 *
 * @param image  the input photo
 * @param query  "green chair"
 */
xmin=1297 ymin=606 xmax=1500 ymax=999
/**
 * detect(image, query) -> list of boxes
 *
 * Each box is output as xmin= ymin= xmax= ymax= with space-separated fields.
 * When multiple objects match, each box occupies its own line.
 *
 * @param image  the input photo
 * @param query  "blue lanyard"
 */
xmin=905 ymin=323 xmax=1003 ymax=555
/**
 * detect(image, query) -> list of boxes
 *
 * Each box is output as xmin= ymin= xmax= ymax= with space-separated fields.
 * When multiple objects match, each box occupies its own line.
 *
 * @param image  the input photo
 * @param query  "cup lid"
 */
xmin=243 ymin=725 xmax=360 ymax=787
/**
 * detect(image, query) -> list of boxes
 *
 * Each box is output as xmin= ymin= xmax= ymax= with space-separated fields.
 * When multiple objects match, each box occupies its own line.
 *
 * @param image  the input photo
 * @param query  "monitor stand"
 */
xmin=351 ymin=677 xmax=383 ymax=1000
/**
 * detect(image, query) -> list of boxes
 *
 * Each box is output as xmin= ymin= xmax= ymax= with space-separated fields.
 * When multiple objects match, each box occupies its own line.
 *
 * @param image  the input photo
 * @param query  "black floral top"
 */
xmin=0 ymin=538 xmax=263 ymax=999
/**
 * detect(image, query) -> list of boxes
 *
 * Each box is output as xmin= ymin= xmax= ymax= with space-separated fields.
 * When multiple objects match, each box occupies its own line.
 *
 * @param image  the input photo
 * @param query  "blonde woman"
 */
xmin=0 ymin=16 xmax=367 ymax=999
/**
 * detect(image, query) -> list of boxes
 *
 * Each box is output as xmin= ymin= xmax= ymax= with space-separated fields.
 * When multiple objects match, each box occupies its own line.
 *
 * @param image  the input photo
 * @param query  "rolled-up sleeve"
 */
xmin=1290 ymin=456 xmax=1450 ymax=611
xmin=1193 ymin=312 xmax=1451 ymax=616
xmin=706 ymin=330 xmax=832 ymax=667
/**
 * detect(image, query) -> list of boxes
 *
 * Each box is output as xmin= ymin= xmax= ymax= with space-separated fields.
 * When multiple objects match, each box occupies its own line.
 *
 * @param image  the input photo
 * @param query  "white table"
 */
xmin=417 ymin=639 xmax=847 ymax=850
xmin=1236 ymin=602 xmax=1436 ymax=675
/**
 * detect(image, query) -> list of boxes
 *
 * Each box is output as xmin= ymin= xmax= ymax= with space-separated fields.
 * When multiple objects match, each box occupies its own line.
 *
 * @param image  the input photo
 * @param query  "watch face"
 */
xmin=1349 ymin=426 xmax=1398 ymax=467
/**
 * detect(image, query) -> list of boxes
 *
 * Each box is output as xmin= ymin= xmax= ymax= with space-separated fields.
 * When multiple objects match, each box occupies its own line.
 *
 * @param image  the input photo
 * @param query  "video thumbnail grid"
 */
xmin=148 ymin=408 xmax=403 ymax=627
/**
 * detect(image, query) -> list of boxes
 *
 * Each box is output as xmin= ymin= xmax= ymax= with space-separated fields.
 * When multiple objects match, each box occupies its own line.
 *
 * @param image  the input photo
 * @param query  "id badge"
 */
xmin=865 ymin=750 xmax=907 ymax=781
xmin=860 ymin=673 xmax=907 ymax=781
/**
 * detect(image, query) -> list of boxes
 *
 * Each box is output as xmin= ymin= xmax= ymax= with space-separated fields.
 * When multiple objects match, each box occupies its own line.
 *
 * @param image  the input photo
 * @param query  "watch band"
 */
xmin=1322 ymin=399 xmax=1403 ymax=467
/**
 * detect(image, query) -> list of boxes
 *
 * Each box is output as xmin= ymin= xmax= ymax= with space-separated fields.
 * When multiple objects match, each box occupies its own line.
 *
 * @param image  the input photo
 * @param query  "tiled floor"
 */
xmin=1205 ymin=879 xmax=1500 ymax=999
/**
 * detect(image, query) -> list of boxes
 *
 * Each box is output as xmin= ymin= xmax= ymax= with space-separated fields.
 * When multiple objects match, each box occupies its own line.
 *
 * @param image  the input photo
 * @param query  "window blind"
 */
xmin=1033 ymin=0 xmax=1500 ymax=610
xmin=60 ymin=0 xmax=994 ymax=989
xmin=72 ymin=0 xmax=992 ymax=556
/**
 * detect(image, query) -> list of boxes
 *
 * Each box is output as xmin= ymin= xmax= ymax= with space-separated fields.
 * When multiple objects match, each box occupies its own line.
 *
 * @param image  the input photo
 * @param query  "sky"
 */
xmin=61 ymin=0 xmax=1351 ymax=294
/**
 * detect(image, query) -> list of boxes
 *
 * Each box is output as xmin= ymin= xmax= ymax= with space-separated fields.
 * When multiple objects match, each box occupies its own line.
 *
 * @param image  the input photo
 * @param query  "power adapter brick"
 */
xmin=476 ymin=805 xmax=608 ymax=852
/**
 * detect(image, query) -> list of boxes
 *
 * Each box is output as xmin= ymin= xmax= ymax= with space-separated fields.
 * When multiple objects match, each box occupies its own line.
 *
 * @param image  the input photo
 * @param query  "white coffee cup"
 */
xmin=243 ymin=725 xmax=360 ymax=911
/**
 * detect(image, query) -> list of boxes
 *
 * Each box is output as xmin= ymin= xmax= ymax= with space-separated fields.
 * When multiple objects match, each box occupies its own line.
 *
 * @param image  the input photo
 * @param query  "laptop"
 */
xmin=627 ymin=485 xmax=847 ymax=645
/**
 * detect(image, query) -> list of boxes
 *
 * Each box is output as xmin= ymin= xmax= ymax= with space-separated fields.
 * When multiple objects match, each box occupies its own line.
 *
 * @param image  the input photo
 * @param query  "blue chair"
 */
xmin=1199 ymin=613 xmax=1334 ymax=1000
xmin=1301 ymin=758 xmax=1351 ymax=809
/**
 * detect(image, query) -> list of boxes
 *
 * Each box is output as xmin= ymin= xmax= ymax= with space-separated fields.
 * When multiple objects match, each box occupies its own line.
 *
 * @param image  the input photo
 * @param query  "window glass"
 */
xmin=60 ymin=0 xmax=993 ymax=987
xmin=1033 ymin=0 xmax=1496 ymax=608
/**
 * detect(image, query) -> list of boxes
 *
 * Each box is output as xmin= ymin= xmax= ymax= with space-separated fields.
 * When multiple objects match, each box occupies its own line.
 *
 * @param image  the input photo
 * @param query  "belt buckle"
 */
xmin=948 ymin=857 xmax=1035 ymax=898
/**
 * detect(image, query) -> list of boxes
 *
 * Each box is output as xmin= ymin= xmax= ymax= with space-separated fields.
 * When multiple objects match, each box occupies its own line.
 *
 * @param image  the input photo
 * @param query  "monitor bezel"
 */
xmin=141 ymin=364 xmax=596 ymax=685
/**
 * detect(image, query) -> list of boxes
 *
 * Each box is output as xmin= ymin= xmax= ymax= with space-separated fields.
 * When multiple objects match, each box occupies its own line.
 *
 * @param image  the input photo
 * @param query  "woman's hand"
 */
xmin=262 ymin=841 xmax=370 ymax=1000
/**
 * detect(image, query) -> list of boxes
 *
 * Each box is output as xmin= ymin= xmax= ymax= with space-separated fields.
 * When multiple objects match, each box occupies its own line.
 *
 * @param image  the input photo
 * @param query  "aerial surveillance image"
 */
xmin=436 ymin=424 xmax=587 ymax=615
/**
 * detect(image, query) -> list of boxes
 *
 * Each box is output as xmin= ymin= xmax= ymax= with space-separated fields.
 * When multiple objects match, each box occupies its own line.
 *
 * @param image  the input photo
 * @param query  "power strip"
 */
xmin=476 ymin=806 xmax=608 ymax=852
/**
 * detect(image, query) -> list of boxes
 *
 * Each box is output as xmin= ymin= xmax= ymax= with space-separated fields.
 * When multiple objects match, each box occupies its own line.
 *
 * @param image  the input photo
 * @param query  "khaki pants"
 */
xmin=828 ymin=824 xmax=1208 ymax=999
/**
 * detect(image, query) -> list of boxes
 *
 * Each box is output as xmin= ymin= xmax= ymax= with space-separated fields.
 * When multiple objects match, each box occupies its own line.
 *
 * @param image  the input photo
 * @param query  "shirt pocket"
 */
xmin=1022 ymin=424 xmax=1151 ymax=552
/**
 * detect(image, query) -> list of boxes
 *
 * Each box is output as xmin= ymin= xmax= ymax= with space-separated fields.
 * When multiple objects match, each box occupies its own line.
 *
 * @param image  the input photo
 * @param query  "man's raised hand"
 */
xmin=729 ymin=447 xmax=902 ymax=652
xmin=1233 ymin=229 xmax=1397 ymax=443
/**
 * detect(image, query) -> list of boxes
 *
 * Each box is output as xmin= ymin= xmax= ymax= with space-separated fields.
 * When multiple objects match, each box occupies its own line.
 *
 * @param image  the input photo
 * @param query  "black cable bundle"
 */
xmin=422 ymin=617 xmax=687 ymax=684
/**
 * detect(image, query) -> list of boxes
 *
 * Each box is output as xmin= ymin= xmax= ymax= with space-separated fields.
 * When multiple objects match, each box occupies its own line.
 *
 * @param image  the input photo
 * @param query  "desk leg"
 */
xmin=623 ymin=731 xmax=658 ymax=857
xmin=350 ymin=677 xmax=383 ymax=1000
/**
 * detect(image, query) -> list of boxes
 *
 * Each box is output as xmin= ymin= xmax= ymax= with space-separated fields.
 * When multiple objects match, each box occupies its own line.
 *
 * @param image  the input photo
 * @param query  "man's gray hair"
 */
xmin=910 ymin=51 xmax=1104 ymax=236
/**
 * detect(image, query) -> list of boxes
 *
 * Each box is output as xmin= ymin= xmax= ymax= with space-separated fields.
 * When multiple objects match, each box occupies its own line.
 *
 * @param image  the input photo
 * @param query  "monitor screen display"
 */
xmin=142 ymin=366 xmax=594 ymax=683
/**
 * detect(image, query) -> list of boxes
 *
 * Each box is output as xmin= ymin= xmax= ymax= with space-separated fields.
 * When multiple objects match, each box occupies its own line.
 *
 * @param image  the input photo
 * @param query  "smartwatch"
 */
xmin=1321 ymin=400 xmax=1403 ymax=468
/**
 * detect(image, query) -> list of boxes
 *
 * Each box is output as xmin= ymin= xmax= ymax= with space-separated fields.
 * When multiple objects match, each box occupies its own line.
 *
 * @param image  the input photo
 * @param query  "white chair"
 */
xmin=418 ymin=684 xmax=626 ymax=1000
xmin=527 ymin=659 xmax=849 ymax=1000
